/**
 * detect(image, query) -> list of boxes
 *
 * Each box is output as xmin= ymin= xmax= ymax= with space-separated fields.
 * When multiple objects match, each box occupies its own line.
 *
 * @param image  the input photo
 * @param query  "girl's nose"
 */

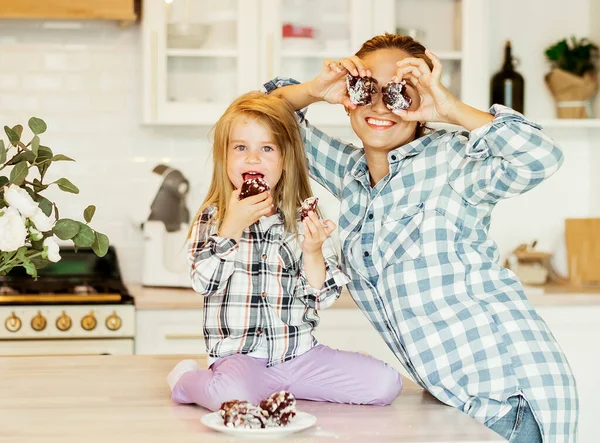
xmin=370 ymin=91 xmax=388 ymax=113
xmin=245 ymin=153 xmax=260 ymax=163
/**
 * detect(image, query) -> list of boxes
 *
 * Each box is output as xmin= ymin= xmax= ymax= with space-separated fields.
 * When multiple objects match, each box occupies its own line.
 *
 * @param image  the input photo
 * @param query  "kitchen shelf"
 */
xmin=534 ymin=119 xmax=600 ymax=129
xmin=166 ymin=48 xmax=238 ymax=58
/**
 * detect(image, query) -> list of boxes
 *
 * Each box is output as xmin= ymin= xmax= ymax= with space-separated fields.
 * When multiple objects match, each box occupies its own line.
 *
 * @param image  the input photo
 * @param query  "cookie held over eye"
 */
xmin=299 ymin=197 xmax=319 ymax=221
xmin=382 ymin=80 xmax=412 ymax=111
xmin=239 ymin=178 xmax=270 ymax=200
xmin=346 ymin=74 xmax=377 ymax=106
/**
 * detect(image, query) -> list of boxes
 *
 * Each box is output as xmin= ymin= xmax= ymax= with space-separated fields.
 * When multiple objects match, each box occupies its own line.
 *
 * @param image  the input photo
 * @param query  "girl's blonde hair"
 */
xmin=189 ymin=91 xmax=313 ymax=237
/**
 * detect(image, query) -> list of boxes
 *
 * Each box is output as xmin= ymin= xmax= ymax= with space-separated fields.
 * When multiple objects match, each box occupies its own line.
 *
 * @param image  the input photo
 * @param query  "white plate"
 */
xmin=201 ymin=411 xmax=317 ymax=438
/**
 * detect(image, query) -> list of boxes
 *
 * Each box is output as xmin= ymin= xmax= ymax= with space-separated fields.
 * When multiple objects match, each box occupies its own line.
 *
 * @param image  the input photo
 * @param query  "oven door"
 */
xmin=0 ymin=339 xmax=134 ymax=356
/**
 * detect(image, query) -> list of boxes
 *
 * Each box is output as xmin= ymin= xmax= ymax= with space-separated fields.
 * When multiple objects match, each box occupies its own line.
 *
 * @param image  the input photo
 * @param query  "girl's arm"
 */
xmin=187 ymin=208 xmax=238 ymax=296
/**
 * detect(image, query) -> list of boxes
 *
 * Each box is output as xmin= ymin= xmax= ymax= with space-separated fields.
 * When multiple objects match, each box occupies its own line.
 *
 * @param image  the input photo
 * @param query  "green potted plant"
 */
xmin=0 ymin=118 xmax=109 ymax=277
xmin=545 ymin=36 xmax=599 ymax=118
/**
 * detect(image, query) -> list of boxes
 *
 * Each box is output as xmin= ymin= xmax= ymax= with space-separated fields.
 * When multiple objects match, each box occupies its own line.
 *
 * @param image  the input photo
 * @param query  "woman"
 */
xmin=264 ymin=34 xmax=578 ymax=442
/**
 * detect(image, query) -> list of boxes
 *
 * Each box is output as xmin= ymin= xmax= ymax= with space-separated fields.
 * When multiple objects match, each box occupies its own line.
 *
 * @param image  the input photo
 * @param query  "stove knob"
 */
xmin=5 ymin=312 xmax=22 ymax=333
xmin=56 ymin=311 xmax=72 ymax=331
xmin=81 ymin=312 xmax=97 ymax=331
xmin=105 ymin=311 xmax=122 ymax=331
xmin=31 ymin=311 xmax=47 ymax=331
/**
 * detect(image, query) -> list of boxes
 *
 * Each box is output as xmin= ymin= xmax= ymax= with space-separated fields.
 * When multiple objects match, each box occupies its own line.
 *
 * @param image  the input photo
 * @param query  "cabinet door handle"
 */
xmin=164 ymin=333 xmax=205 ymax=340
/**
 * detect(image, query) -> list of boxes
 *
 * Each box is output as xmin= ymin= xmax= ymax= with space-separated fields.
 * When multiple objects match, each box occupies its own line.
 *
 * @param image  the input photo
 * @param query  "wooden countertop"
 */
xmin=0 ymin=354 xmax=503 ymax=443
xmin=131 ymin=283 xmax=600 ymax=310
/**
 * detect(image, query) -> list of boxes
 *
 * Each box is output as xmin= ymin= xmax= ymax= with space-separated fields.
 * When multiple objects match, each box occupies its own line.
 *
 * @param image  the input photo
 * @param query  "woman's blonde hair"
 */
xmin=189 ymin=91 xmax=313 ymax=237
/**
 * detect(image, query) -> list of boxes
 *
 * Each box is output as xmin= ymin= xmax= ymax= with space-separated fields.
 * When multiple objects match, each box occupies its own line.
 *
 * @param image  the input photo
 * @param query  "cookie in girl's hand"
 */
xmin=346 ymin=74 xmax=377 ymax=106
xmin=299 ymin=197 xmax=319 ymax=221
xmin=382 ymin=80 xmax=412 ymax=111
xmin=239 ymin=178 xmax=270 ymax=200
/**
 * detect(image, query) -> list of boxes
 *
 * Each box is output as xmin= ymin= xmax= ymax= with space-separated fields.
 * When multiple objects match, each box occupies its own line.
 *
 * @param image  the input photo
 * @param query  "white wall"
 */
xmin=0 ymin=13 xmax=596 ymax=281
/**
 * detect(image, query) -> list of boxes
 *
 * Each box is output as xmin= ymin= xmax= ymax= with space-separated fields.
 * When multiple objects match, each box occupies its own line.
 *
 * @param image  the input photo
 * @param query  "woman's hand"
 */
xmin=392 ymin=49 xmax=461 ymax=125
xmin=218 ymin=190 xmax=274 ymax=242
xmin=300 ymin=211 xmax=335 ymax=255
xmin=308 ymin=56 xmax=372 ymax=109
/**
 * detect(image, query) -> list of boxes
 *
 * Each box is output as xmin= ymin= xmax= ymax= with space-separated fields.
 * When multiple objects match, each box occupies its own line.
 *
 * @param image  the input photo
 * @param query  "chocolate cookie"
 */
xmin=382 ymin=80 xmax=412 ymax=111
xmin=260 ymin=391 xmax=297 ymax=427
xmin=239 ymin=177 xmax=270 ymax=200
xmin=346 ymin=74 xmax=377 ymax=106
xmin=219 ymin=400 xmax=268 ymax=429
xmin=299 ymin=197 xmax=319 ymax=221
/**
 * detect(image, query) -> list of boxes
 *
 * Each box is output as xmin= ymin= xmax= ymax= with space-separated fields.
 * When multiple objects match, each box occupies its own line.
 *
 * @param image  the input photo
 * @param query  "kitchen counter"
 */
xmin=0 ymin=354 xmax=503 ymax=443
xmin=131 ymin=283 xmax=600 ymax=310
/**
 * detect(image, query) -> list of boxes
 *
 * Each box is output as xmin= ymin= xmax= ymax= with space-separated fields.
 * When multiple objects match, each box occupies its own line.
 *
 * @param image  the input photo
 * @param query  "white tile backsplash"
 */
xmin=0 ymin=19 xmax=594 ymax=283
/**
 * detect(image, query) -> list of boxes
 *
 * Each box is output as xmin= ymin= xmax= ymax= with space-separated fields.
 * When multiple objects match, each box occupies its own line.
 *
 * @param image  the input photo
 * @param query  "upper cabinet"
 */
xmin=0 ymin=0 xmax=137 ymax=21
xmin=142 ymin=0 xmax=488 ymax=125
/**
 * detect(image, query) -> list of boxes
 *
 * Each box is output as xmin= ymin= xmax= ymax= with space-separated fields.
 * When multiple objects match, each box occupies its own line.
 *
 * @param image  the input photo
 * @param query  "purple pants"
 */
xmin=171 ymin=345 xmax=403 ymax=411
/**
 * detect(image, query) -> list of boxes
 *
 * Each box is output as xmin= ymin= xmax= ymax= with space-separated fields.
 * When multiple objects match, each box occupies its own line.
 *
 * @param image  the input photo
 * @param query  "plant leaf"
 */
xmin=83 ymin=205 xmax=96 ymax=223
xmin=92 ymin=232 xmax=110 ymax=257
xmin=0 ymin=140 xmax=6 ymax=164
xmin=4 ymin=126 xmax=19 ymax=146
xmin=73 ymin=222 xmax=95 ymax=247
xmin=53 ymin=218 xmax=80 ymax=240
xmin=7 ymin=151 xmax=36 ymax=165
xmin=28 ymin=117 xmax=47 ymax=135
xmin=9 ymin=162 xmax=28 ymax=185
xmin=0 ymin=176 xmax=8 ymax=189
xmin=21 ymin=258 xmax=37 ymax=278
xmin=51 ymin=154 xmax=75 ymax=162
xmin=38 ymin=197 xmax=53 ymax=216
xmin=54 ymin=178 xmax=79 ymax=194
xmin=12 ymin=125 xmax=23 ymax=139
xmin=32 ymin=178 xmax=48 ymax=192
xmin=31 ymin=135 xmax=40 ymax=156
xmin=35 ymin=145 xmax=53 ymax=164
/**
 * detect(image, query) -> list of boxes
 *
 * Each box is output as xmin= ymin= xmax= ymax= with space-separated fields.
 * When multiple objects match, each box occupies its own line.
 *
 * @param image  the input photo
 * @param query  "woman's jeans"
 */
xmin=488 ymin=395 xmax=543 ymax=442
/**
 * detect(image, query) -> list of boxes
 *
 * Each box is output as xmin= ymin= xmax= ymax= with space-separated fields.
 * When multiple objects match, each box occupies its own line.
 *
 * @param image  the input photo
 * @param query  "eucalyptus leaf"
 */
xmin=0 ymin=176 xmax=8 ymax=188
xmin=38 ymin=197 xmax=53 ymax=216
xmin=7 ymin=151 xmax=35 ymax=165
xmin=4 ymin=126 xmax=19 ymax=145
xmin=92 ymin=232 xmax=110 ymax=257
xmin=32 ymin=178 xmax=48 ymax=193
xmin=31 ymin=135 xmax=40 ymax=156
xmin=73 ymin=222 xmax=95 ymax=247
xmin=0 ymin=140 xmax=6 ymax=164
xmin=28 ymin=117 xmax=47 ymax=135
xmin=53 ymin=218 xmax=80 ymax=240
xmin=35 ymin=145 xmax=53 ymax=165
xmin=54 ymin=177 xmax=79 ymax=194
xmin=9 ymin=162 xmax=28 ymax=185
xmin=12 ymin=125 xmax=23 ymax=139
xmin=51 ymin=154 xmax=75 ymax=162
xmin=83 ymin=205 xmax=96 ymax=223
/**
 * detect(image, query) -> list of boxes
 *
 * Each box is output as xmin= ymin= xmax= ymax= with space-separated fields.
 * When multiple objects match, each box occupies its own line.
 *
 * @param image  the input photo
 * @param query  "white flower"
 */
xmin=0 ymin=207 xmax=28 ymax=252
xmin=4 ymin=184 xmax=39 ymax=218
xmin=30 ymin=208 xmax=55 ymax=232
xmin=28 ymin=226 xmax=43 ymax=242
xmin=43 ymin=237 xmax=61 ymax=263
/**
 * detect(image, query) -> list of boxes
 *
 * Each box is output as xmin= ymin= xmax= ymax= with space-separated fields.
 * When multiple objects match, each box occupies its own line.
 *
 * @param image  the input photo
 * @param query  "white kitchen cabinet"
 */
xmin=142 ymin=0 xmax=489 ymax=125
xmin=135 ymin=309 xmax=206 ymax=355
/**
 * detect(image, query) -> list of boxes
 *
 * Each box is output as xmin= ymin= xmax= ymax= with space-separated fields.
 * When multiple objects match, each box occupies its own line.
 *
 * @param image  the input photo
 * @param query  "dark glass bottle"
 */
xmin=490 ymin=41 xmax=525 ymax=113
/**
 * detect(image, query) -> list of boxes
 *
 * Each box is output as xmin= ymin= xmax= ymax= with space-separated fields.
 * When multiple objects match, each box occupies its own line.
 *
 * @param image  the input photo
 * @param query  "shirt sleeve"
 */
xmin=296 ymin=236 xmax=350 ymax=310
xmin=187 ymin=207 xmax=238 ymax=296
xmin=262 ymin=77 xmax=359 ymax=200
xmin=446 ymin=105 xmax=564 ymax=206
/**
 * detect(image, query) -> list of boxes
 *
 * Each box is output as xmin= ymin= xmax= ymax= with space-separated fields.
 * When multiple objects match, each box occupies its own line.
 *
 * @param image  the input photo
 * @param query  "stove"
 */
xmin=0 ymin=246 xmax=135 ymax=356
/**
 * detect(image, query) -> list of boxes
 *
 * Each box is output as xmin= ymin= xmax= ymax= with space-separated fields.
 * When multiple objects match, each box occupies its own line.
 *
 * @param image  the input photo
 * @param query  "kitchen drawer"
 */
xmin=135 ymin=309 xmax=206 ymax=355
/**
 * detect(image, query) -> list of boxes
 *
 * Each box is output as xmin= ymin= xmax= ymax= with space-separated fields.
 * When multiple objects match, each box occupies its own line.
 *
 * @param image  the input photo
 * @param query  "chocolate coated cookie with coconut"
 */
xmin=346 ymin=74 xmax=377 ymax=106
xmin=239 ymin=177 xmax=270 ymax=200
xmin=299 ymin=197 xmax=318 ymax=221
xmin=382 ymin=80 xmax=412 ymax=111
xmin=219 ymin=400 xmax=268 ymax=429
xmin=260 ymin=391 xmax=297 ymax=427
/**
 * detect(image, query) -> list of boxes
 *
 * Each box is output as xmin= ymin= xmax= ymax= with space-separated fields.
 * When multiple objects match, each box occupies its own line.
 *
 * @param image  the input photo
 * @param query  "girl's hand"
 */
xmin=308 ymin=56 xmax=371 ymax=110
xmin=392 ymin=49 xmax=460 ymax=124
xmin=301 ymin=211 xmax=335 ymax=255
xmin=218 ymin=189 xmax=274 ymax=241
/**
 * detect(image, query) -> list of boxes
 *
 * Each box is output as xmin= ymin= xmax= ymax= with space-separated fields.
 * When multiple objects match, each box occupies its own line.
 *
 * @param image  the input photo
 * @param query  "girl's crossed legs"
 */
xmin=169 ymin=345 xmax=403 ymax=411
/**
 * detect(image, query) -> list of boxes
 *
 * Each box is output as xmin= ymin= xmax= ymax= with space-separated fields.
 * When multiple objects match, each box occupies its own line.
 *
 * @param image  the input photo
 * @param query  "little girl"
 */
xmin=167 ymin=91 xmax=403 ymax=411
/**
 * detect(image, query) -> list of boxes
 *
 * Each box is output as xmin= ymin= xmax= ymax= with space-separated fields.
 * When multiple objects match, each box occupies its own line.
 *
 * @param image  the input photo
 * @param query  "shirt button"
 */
xmin=367 ymin=213 xmax=373 ymax=220
xmin=261 ymin=292 xmax=266 ymax=297
xmin=256 ymin=329 xmax=262 ymax=335
xmin=364 ymin=251 xmax=370 ymax=257
xmin=261 ymin=253 xmax=267 ymax=260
